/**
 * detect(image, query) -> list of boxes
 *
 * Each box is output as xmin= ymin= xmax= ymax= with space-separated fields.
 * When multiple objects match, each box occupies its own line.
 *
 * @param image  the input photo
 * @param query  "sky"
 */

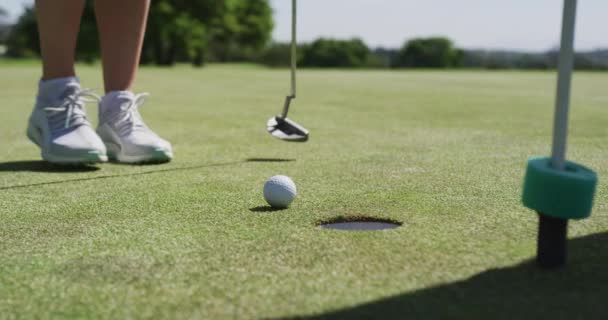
xmin=3 ymin=0 xmax=607 ymax=51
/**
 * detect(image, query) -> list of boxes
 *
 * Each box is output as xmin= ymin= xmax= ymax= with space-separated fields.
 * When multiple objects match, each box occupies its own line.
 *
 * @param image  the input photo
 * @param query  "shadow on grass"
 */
xmin=246 ymin=158 xmax=296 ymax=163
xmin=106 ymin=158 xmax=172 ymax=166
xmin=278 ymin=232 xmax=608 ymax=320
xmin=250 ymin=206 xmax=286 ymax=213
xmin=0 ymin=161 xmax=100 ymax=173
xmin=0 ymin=161 xmax=243 ymax=191
xmin=0 ymin=157 xmax=299 ymax=191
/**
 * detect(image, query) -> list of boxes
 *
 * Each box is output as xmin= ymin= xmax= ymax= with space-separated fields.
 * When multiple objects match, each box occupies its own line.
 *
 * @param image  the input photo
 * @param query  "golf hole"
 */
xmin=319 ymin=217 xmax=402 ymax=231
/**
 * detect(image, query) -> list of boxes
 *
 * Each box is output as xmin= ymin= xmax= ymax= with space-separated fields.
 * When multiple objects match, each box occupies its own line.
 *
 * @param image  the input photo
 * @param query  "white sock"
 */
xmin=100 ymin=90 xmax=135 ymax=110
xmin=36 ymin=76 xmax=80 ymax=107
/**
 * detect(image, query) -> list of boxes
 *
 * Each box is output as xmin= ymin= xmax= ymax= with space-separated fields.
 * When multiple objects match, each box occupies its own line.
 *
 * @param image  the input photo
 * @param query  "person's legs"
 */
xmin=95 ymin=0 xmax=172 ymax=163
xmin=28 ymin=0 xmax=107 ymax=164
xmin=95 ymin=0 xmax=149 ymax=92
xmin=35 ymin=0 xmax=84 ymax=80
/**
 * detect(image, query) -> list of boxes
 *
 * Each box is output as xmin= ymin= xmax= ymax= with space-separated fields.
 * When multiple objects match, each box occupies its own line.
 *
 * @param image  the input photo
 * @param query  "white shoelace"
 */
xmin=115 ymin=93 xmax=150 ymax=135
xmin=44 ymin=88 xmax=100 ymax=130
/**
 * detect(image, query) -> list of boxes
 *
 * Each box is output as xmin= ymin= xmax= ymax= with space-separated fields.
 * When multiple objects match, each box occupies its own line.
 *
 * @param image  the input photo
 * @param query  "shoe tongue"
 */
xmin=47 ymin=85 xmax=89 ymax=132
xmin=58 ymin=84 xmax=82 ymax=100
xmin=116 ymin=92 xmax=136 ymax=103
xmin=38 ymin=76 xmax=80 ymax=98
xmin=37 ymin=82 xmax=82 ymax=109
xmin=101 ymin=91 xmax=146 ymax=131
xmin=101 ymin=91 xmax=135 ymax=113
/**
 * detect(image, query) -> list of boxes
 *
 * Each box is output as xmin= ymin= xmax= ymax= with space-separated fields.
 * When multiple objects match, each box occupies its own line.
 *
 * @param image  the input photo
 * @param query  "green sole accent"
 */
xmin=138 ymin=150 xmax=172 ymax=164
xmin=110 ymin=149 xmax=173 ymax=164
xmin=86 ymin=151 xmax=108 ymax=163
xmin=522 ymin=157 xmax=597 ymax=220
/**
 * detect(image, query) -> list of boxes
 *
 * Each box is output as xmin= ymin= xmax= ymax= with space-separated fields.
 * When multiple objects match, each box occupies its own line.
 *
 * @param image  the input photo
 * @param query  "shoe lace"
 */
xmin=116 ymin=92 xmax=150 ymax=135
xmin=44 ymin=88 xmax=100 ymax=130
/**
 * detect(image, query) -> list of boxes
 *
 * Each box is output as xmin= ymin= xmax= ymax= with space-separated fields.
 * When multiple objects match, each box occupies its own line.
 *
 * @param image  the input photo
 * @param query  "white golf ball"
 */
xmin=264 ymin=175 xmax=297 ymax=208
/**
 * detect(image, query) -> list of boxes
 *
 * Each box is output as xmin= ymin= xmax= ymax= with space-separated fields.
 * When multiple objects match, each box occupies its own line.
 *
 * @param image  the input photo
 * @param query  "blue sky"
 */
xmin=3 ymin=0 xmax=607 ymax=51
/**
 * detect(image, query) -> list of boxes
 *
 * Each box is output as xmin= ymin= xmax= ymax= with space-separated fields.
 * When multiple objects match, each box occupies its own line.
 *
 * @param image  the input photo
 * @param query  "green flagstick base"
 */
xmin=522 ymin=157 xmax=597 ymax=220
xmin=522 ymin=157 xmax=597 ymax=268
xmin=537 ymin=213 xmax=568 ymax=269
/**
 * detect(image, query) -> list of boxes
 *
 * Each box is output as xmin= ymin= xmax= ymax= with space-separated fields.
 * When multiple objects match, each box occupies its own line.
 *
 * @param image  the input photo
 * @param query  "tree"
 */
xmin=143 ymin=0 xmax=273 ymax=65
xmin=7 ymin=0 xmax=273 ymax=66
xmin=232 ymin=0 xmax=273 ymax=57
xmin=186 ymin=0 xmax=273 ymax=62
xmin=184 ymin=0 xmax=239 ymax=63
xmin=5 ymin=7 xmax=39 ymax=58
xmin=300 ymin=38 xmax=371 ymax=68
xmin=142 ymin=0 xmax=207 ymax=66
xmin=0 ymin=6 xmax=10 ymax=44
xmin=395 ymin=37 xmax=463 ymax=68
xmin=0 ymin=6 xmax=8 ymax=24
xmin=6 ymin=4 xmax=99 ymax=61
xmin=77 ymin=2 xmax=101 ymax=63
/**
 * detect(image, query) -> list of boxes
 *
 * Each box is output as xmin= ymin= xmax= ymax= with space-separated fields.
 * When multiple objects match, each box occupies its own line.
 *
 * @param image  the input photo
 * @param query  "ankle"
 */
xmin=37 ymin=76 xmax=80 ymax=106
xmin=100 ymin=90 xmax=135 ymax=108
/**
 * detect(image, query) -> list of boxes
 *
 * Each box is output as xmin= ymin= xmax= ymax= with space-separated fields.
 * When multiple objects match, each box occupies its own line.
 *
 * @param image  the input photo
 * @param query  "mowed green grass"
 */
xmin=1 ymin=62 xmax=607 ymax=319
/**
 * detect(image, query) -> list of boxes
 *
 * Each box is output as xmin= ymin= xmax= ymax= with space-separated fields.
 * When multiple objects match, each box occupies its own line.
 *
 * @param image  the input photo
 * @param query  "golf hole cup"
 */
xmin=522 ymin=157 xmax=597 ymax=268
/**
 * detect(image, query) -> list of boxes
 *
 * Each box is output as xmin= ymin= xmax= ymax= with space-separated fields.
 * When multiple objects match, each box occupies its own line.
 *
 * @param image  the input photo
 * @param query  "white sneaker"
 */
xmin=97 ymin=91 xmax=173 ymax=164
xmin=26 ymin=80 xmax=108 ymax=164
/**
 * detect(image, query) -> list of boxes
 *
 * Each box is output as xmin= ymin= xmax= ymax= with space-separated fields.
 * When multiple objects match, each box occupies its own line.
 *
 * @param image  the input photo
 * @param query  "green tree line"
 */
xmin=258 ymin=38 xmax=608 ymax=70
xmin=4 ymin=0 xmax=273 ymax=66
xmin=258 ymin=37 xmax=463 ymax=69
xmin=0 ymin=7 xmax=10 ymax=44
xmin=3 ymin=2 xmax=607 ymax=70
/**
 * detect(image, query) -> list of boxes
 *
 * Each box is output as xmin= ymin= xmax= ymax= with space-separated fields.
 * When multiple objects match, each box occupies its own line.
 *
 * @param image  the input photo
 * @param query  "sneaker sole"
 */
xmin=41 ymin=151 xmax=108 ymax=165
xmin=106 ymin=143 xmax=173 ymax=164
xmin=27 ymin=122 xmax=108 ymax=165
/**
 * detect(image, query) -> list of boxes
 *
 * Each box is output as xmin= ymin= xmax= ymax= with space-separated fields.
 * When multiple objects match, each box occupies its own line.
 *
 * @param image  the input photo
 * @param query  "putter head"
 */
xmin=267 ymin=116 xmax=309 ymax=142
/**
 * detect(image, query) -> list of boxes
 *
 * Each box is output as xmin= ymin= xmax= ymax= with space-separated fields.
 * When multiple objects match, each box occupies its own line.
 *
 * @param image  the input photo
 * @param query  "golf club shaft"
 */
xmin=281 ymin=0 xmax=297 ymax=118
xmin=291 ymin=0 xmax=297 ymax=98
xmin=551 ymin=0 xmax=577 ymax=170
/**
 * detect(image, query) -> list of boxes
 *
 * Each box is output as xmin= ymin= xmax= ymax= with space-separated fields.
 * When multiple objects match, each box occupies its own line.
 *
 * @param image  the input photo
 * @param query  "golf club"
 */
xmin=266 ymin=0 xmax=310 ymax=142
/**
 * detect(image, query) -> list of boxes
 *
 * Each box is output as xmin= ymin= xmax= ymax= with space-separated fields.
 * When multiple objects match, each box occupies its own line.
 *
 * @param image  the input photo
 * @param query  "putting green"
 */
xmin=1 ymin=63 xmax=607 ymax=319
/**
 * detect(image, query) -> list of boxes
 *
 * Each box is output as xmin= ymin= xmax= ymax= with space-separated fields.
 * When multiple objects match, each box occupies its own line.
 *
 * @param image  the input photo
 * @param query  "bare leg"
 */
xmin=35 ymin=0 xmax=84 ymax=80
xmin=95 ymin=0 xmax=150 ymax=93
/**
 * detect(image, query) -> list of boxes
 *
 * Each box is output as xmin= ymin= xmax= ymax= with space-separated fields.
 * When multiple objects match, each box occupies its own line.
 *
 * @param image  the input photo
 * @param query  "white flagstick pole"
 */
xmin=537 ymin=0 xmax=578 ymax=269
xmin=551 ymin=0 xmax=577 ymax=170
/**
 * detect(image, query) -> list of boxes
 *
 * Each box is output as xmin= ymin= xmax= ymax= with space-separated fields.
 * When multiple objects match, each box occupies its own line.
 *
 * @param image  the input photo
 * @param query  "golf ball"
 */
xmin=264 ymin=175 xmax=297 ymax=208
